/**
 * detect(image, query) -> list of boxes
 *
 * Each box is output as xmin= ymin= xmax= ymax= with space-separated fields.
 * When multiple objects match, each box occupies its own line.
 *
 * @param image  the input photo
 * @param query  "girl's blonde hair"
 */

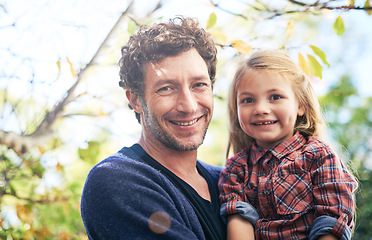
xmin=227 ymin=49 xmax=326 ymax=156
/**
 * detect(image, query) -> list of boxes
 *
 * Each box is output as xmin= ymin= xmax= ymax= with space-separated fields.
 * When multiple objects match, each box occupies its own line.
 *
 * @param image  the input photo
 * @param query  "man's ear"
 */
xmin=126 ymin=90 xmax=142 ymax=113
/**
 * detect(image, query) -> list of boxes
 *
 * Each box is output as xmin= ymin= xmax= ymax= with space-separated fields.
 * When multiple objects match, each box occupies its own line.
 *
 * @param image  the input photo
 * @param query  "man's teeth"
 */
xmin=174 ymin=119 xmax=198 ymax=126
xmin=255 ymin=121 xmax=275 ymax=125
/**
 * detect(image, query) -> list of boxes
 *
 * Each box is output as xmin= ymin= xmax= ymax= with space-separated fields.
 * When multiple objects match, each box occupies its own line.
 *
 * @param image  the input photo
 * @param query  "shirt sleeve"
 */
xmin=220 ymin=201 xmax=259 ymax=226
xmin=218 ymin=153 xmax=250 ymax=216
xmin=81 ymin=158 xmax=205 ymax=240
xmin=309 ymin=144 xmax=358 ymax=239
xmin=309 ymin=215 xmax=352 ymax=240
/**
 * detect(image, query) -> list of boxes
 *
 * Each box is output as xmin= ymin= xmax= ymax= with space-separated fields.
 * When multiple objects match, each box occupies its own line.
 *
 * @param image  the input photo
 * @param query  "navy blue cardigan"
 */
xmin=81 ymin=144 xmax=225 ymax=239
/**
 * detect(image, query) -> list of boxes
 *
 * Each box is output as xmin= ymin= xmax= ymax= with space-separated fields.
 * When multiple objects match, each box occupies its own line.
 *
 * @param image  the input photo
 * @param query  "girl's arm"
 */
xmin=227 ymin=214 xmax=255 ymax=240
xmin=219 ymin=152 xmax=259 ymax=238
xmin=309 ymin=143 xmax=358 ymax=240
xmin=318 ymin=234 xmax=337 ymax=240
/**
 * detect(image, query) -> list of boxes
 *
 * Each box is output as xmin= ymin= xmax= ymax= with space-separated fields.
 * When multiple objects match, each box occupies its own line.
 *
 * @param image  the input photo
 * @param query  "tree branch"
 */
xmin=211 ymin=0 xmax=372 ymax=21
xmin=0 ymin=1 xmax=135 ymax=157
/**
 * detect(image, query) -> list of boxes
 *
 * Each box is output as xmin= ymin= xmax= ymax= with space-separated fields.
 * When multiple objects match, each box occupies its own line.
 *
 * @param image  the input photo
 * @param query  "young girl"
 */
xmin=219 ymin=49 xmax=358 ymax=240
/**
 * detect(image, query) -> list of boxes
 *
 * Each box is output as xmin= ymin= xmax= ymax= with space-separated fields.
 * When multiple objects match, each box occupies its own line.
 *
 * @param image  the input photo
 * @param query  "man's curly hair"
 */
xmin=118 ymin=17 xmax=217 ymax=123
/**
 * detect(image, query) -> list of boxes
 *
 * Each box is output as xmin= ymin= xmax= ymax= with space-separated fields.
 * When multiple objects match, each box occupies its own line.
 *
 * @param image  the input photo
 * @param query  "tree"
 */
xmin=0 ymin=0 xmax=371 ymax=238
xmin=0 ymin=1 xmax=160 ymax=238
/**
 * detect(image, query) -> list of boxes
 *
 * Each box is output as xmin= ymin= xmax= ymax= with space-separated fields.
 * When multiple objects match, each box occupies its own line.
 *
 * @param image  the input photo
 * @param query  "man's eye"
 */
xmin=193 ymin=82 xmax=210 ymax=89
xmin=270 ymin=94 xmax=282 ymax=100
xmin=157 ymin=86 xmax=171 ymax=92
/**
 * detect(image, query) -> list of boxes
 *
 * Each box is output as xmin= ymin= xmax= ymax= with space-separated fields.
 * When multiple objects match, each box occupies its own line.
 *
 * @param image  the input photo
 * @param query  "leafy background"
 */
xmin=1 ymin=0 xmax=371 ymax=239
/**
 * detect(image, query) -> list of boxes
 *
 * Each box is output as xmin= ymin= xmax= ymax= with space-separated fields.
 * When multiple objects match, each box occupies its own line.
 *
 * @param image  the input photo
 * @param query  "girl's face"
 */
xmin=236 ymin=70 xmax=304 ymax=149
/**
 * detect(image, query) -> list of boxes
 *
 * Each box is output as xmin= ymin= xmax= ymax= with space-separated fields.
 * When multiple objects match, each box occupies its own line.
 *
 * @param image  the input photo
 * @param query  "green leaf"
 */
xmin=127 ymin=20 xmax=138 ymax=36
xmin=309 ymin=45 xmax=330 ymax=67
xmin=364 ymin=0 xmax=372 ymax=16
xmin=206 ymin=13 xmax=217 ymax=30
xmin=333 ymin=16 xmax=345 ymax=36
xmin=78 ymin=141 xmax=100 ymax=164
xmin=307 ymin=54 xmax=323 ymax=79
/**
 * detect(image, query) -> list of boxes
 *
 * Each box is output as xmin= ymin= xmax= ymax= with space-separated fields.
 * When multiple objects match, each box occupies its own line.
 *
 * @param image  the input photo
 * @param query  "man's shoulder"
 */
xmin=197 ymin=160 xmax=223 ymax=180
xmin=198 ymin=160 xmax=222 ymax=171
xmin=87 ymin=145 xmax=161 ymax=182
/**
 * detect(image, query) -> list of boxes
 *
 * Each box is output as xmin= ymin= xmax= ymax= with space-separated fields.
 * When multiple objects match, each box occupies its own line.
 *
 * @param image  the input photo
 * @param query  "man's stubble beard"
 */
xmin=141 ymin=102 xmax=210 ymax=151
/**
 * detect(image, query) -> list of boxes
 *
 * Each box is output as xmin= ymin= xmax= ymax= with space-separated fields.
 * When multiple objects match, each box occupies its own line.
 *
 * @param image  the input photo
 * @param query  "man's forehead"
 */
xmin=147 ymin=62 xmax=168 ymax=78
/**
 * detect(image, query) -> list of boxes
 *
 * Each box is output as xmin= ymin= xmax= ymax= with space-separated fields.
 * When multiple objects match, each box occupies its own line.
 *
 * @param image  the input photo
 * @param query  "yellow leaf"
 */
xmin=66 ymin=57 xmax=77 ymax=78
xmin=231 ymin=40 xmax=252 ymax=54
xmin=286 ymin=20 xmax=294 ymax=40
xmin=16 ymin=204 xmax=32 ymax=221
xmin=364 ymin=0 xmax=372 ymax=15
xmin=349 ymin=0 xmax=355 ymax=7
xmin=298 ymin=53 xmax=309 ymax=75
xmin=56 ymin=162 xmax=63 ymax=172
xmin=206 ymin=13 xmax=217 ymax=30
xmin=211 ymin=29 xmax=227 ymax=43
xmin=97 ymin=107 xmax=108 ymax=116
xmin=38 ymin=146 xmax=47 ymax=154
xmin=56 ymin=59 xmax=61 ymax=79
xmin=76 ymin=92 xmax=88 ymax=99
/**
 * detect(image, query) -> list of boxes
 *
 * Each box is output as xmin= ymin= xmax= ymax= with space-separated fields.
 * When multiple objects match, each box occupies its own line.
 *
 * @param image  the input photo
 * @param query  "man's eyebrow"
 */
xmin=193 ymin=75 xmax=210 ymax=80
xmin=151 ymin=79 xmax=176 ymax=88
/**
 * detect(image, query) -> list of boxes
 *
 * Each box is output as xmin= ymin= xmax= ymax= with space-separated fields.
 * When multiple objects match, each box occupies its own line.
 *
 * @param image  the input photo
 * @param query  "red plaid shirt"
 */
xmin=219 ymin=132 xmax=357 ymax=239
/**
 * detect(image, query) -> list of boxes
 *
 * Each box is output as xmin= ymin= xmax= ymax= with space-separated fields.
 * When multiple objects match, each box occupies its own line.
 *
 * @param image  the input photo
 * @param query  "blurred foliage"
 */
xmin=0 ymin=144 xmax=91 ymax=239
xmin=319 ymin=76 xmax=372 ymax=239
xmin=1 ymin=0 xmax=372 ymax=239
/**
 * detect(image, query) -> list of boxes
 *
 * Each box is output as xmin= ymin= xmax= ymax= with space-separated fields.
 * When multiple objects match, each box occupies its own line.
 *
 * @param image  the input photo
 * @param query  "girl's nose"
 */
xmin=253 ymin=101 xmax=271 ymax=115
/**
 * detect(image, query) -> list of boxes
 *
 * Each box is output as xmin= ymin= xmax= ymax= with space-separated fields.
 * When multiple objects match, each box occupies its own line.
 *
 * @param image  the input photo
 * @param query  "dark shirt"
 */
xmin=131 ymin=144 xmax=226 ymax=240
xmin=81 ymin=143 xmax=226 ymax=240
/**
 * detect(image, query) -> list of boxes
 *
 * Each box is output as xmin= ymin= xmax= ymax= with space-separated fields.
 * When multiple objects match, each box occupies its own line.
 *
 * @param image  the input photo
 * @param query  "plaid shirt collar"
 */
xmin=249 ymin=131 xmax=308 ymax=165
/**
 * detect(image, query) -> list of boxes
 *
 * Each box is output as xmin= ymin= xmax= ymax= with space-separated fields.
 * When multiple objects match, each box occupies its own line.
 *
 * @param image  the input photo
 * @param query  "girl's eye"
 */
xmin=242 ymin=98 xmax=254 ymax=103
xmin=270 ymin=94 xmax=282 ymax=100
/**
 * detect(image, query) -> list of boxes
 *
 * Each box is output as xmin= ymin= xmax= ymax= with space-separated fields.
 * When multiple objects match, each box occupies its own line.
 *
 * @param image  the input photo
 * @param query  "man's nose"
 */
xmin=176 ymin=88 xmax=198 ymax=113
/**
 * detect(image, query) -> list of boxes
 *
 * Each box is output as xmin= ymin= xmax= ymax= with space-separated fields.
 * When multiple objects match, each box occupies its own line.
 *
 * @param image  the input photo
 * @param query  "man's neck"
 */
xmin=138 ymin=137 xmax=198 ymax=176
xmin=138 ymin=137 xmax=211 ymax=201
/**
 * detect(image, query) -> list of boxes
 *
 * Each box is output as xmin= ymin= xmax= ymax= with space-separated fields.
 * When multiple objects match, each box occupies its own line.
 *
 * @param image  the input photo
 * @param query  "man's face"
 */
xmin=140 ymin=48 xmax=214 ymax=151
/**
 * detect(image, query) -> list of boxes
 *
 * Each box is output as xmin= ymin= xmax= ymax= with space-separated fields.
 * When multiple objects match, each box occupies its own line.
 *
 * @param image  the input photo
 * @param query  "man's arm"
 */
xmin=81 ymin=157 xmax=205 ymax=240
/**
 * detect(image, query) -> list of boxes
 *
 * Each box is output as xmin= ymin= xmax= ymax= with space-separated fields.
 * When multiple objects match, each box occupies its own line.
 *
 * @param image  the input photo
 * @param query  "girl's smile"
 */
xmin=236 ymin=70 xmax=304 ymax=149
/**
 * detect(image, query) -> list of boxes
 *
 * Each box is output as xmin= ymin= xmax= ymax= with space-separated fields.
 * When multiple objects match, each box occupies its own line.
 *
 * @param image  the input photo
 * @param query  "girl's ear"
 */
xmin=298 ymin=104 xmax=305 ymax=117
xmin=126 ymin=90 xmax=143 ymax=113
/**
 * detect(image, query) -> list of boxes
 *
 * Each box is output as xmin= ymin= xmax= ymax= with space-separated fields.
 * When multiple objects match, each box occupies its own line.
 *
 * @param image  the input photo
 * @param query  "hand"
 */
xmin=227 ymin=214 xmax=255 ymax=240
xmin=318 ymin=234 xmax=338 ymax=240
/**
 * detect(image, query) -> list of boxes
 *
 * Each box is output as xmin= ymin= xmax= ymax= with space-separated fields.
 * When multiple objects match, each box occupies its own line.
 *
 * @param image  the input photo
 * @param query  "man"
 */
xmin=81 ymin=17 xmax=226 ymax=239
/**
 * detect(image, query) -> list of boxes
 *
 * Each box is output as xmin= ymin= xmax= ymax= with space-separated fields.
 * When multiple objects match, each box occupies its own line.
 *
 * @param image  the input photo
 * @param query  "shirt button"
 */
xmin=343 ymin=215 xmax=348 ymax=222
xmin=262 ymin=191 xmax=266 ymax=196
xmin=228 ymin=196 xmax=236 ymax=201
